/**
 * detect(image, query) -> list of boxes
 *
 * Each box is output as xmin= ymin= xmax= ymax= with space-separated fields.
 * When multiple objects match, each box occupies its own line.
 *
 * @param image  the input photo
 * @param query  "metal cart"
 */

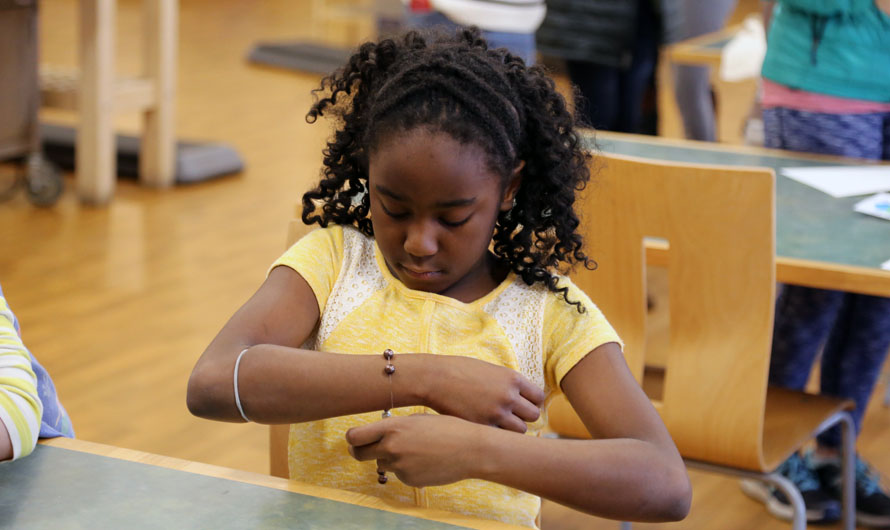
xmin=0 ymin=0 xmax=62 ymax=206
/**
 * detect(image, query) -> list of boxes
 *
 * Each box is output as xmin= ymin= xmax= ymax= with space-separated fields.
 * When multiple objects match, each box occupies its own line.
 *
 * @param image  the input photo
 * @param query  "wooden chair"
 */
xmin=270 ymin=421 xmax=289 ymax=479
xmin=884 ymin=372 xmax=890 ymax=407
xmin=269 ymin=213 xmax=313 ymax=479
xmin=547 ymin=152 xmax=855 ymax=529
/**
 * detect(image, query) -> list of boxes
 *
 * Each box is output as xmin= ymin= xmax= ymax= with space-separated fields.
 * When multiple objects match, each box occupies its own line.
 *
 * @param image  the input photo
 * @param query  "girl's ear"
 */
xmin=499 ymin=161 xmax=524 ymax=212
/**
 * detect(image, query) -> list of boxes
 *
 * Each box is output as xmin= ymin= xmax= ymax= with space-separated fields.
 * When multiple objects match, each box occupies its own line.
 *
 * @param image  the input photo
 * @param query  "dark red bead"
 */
xmin=378 ymin=475 xmax=388 ymax=484
xmin=383 ymin=349 xmax=394 ymax=360
xmin=384 ymin=364 xmax=395 ymax=375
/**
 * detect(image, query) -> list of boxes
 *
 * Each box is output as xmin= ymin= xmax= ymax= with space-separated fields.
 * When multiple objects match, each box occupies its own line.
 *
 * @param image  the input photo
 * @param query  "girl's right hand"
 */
xmin=419 ymin=355 xmax=546 ymax=433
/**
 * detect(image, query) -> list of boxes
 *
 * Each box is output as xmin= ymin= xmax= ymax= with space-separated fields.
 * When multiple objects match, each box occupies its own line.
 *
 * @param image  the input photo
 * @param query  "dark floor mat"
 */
xmin=40 ymin=123 xmax=244 ymax=184
xmin=247 ymin=41 xmax=352 ymax=75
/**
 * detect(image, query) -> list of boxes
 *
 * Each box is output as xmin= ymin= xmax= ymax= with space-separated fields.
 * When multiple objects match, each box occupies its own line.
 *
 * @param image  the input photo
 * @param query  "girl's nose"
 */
xmin=404 ymin=220 xmax=438 ymax=258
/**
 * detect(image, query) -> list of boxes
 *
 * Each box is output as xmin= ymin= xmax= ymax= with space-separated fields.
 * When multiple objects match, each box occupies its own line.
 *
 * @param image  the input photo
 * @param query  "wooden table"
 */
xmin=0 ymin=438 xmax=521 ymax=529
xmin=667 ymin=23 xmax=738 ymax=69
xmin=589 ymin=131 xmax=890 ymax=298
xmin=662 ymin=22 xmax=757 ymax=144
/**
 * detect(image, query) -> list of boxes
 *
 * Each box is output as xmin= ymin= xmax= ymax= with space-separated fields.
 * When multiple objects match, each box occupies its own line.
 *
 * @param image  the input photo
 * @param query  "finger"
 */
xmin=345 ymin=421 xmax=387 ymax=448
xmin=498 ymin=414 xmax=528 ymax=434
xmin=511 ymin=398 xmax=541 ymax=423
xmin=349 ymin=441 xmax=382 ymax=462
xmin=519 ymin=379 xmax=546 ymax=407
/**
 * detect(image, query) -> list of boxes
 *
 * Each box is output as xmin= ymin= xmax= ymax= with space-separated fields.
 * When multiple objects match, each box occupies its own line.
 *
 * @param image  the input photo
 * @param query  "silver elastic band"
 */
xmin=233 ymin=348 xmax=251 ymax=422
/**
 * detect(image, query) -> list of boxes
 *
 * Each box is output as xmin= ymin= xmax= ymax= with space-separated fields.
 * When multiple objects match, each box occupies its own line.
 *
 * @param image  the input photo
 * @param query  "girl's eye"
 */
xmin=380 ymin=203 xmax=409 ymax=219
xmin=440 ymin=215 xmax=472 ymax=228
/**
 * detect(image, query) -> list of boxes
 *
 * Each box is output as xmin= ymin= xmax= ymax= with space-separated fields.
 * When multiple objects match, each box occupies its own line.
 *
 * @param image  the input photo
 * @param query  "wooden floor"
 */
xmin=2 ymin=1 xmax=888 ymax=528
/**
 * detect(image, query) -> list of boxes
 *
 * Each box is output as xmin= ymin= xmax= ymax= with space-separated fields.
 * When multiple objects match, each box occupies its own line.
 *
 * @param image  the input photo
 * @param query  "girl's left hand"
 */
xmin=346 ymin=414 xmax=487 ymax=487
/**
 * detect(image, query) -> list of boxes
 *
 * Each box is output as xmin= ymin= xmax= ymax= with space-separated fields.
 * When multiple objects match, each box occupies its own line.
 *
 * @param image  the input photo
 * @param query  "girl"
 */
xmin=187 ymin=29 xmax=690 ymax=528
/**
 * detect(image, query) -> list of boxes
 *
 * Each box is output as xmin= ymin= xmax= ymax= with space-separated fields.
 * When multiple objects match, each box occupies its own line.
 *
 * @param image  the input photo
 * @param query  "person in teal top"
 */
xmin=761 ymin=0 xmax=890 ymax=103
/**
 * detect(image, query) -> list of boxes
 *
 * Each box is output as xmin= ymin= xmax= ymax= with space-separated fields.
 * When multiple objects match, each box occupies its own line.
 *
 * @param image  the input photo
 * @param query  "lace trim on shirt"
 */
xmin=483 ymin=280 xmax=547 ymax=392
xmin=314 ymin=228 xmax=387 ymax=348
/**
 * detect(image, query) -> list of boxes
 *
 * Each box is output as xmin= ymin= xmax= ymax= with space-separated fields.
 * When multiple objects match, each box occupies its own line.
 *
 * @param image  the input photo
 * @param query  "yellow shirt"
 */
xmin=272 ymin=225 xmax=622 ymax=528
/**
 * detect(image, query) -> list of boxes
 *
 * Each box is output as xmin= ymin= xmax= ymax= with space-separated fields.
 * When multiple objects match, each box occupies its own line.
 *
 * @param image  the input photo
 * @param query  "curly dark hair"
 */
xmin=302 ymin=28 xmax=594 ymax=311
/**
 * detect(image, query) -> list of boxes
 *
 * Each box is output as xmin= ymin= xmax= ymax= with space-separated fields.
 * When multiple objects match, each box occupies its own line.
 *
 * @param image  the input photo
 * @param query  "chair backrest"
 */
xmin=269 ymin=215 xmax=313 ymax=479
xmin=549 ymin=152 xmax=777 ymax=471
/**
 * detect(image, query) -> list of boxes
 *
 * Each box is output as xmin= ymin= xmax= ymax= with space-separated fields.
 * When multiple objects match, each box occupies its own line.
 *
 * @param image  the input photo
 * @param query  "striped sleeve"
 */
xmin=431 ymin=0 xmax=547 ymax=33
xmin=0 ymin=293 xmax=42 ymax=460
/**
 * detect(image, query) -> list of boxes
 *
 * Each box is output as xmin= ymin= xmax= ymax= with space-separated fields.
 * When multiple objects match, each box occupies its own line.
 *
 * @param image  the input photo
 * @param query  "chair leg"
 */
xmin=764 ymin=473 xmax=807 ymax=530
xmin=883 ymin=372 xmax=890 ymax=407
xmin=839 ymin=412 xmax=856 ymax=530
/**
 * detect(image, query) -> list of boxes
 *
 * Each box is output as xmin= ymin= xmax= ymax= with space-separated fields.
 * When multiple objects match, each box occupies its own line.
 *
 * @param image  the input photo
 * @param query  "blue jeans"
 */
xmin=563 ymin=0 xmax=659 ymax=133
xmin=764 ymin=106 xmax=890 ymax=448
xmin=403 ymin=11 xmax=537 ymax=66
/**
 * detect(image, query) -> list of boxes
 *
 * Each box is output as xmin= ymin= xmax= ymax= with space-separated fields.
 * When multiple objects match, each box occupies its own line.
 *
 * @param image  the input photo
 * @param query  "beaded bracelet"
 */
xmin=382 ymin=348 xmax=395 ymax=418
xmin=378 ymin=348 xmax=395 ymax=484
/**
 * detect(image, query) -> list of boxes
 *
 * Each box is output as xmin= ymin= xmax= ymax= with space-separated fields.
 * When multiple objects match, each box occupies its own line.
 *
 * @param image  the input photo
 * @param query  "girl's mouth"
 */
xmin=400 ymin=265 xmax=442 ymax=279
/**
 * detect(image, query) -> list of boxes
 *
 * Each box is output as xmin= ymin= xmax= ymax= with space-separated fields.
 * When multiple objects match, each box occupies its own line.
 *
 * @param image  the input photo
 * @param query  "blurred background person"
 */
xmin=673 ymin=0 xmax=738 ymax=141
xmin=741 ymin=1 xmax=890 ymax=526
xmin=536 ymin=0 xmax=681 ymax=134
xmin=402 ymin=0 xmax=546 ymax=65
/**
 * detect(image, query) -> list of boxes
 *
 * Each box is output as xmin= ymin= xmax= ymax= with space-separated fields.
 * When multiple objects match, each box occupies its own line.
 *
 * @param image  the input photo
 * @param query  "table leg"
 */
xmin=140 ymin=0 xmax=177 ymax=188
xmin=77 ymin=0 xmax=116 ymax=204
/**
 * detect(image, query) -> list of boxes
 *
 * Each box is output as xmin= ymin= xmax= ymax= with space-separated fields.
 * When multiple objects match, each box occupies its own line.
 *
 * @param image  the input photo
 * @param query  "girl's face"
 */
xmin=368 ymin=129 xmax=518 ymax=302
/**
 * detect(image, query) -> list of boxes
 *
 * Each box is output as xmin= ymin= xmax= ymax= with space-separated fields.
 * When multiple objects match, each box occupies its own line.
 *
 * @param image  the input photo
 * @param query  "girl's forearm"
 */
xmin=186 ymin=345 xmax=430 ymax=423
xmin=470 ymin=429 xmax=691 ymax=522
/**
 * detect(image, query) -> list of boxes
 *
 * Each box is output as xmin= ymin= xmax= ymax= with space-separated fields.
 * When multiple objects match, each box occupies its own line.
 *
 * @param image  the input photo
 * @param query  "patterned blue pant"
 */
xmin=764 ymin=107 xmax=890 ymax=448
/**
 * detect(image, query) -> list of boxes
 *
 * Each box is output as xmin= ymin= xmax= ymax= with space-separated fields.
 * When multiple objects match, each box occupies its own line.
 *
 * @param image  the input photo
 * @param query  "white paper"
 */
xmin=854 ymin=193 xmax=890 ymax=221
xmin=719 ymin=15 xmax=766 ymax=82
xmin=882 ymin=259 xmax=890 ymax=271
xmin=781 ymin=166 xmax=890 ymax=197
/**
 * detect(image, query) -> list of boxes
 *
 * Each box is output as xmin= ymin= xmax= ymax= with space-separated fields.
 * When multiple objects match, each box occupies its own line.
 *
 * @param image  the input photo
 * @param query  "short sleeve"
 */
xmin=542 ymin=277 xmax=623 ymax=391
xmin=0 ymin=289 xmax=42 ymax=460
xmin=269 ymin=226 xmax=345 ymax=316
